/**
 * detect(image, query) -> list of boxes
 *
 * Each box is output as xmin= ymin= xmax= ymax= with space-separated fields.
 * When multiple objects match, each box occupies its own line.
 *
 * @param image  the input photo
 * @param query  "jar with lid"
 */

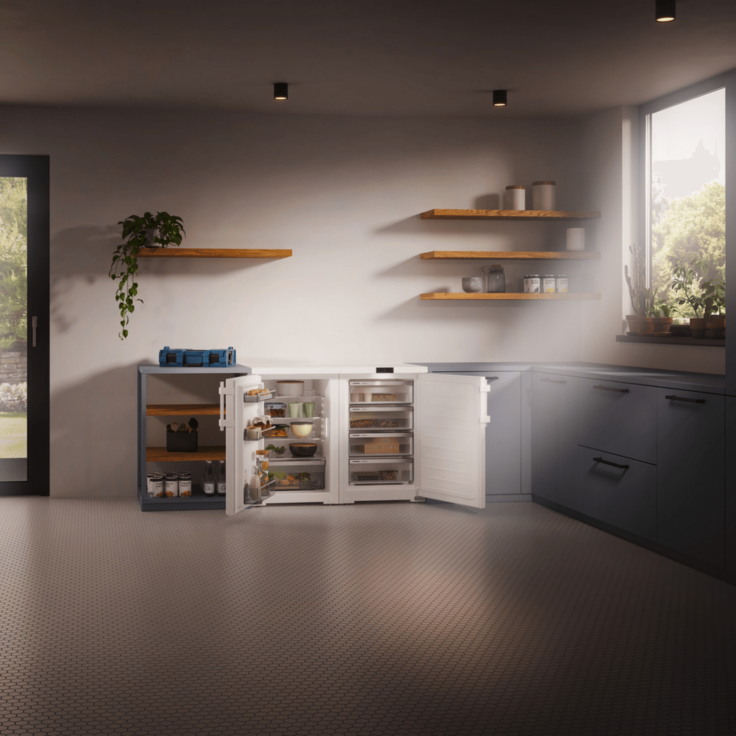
xmin=482 ymin=265 xmax=506 ymax=293
xmin=555 ymin=275 xmax=568 ymax=293
xmin=523 ymin=275 xmax=541 ymax=293
xmin=542 ymin=275 xmax=556 ymax=293
xmin=532 ymin=181 xmax=556 ymax=211
xmin=504 ymin=186 xmax=526 ymax=210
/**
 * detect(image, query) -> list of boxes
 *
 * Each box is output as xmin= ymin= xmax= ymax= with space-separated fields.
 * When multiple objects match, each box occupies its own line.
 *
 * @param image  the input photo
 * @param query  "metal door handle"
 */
xmin=593 ymin=457 xmax=629 ymax=470
xmin=540 ymin=377 xmax=566 ymax=384
xmin=665 ymin=395 xmax=706 ymax=404
xmin=32 ymin=316 xmax=37 ymax=348
xmin=593 ymin=385 xmax=629 ymax=393
xmin=486 ymin=376 xmax=500 ymax=382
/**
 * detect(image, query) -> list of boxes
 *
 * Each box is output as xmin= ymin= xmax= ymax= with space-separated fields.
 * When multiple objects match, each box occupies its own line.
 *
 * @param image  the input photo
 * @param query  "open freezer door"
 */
xmin=417 ymin=373 xmax=490 ymax=508
xmin=221 ymin=374 xmax=262 ymax=516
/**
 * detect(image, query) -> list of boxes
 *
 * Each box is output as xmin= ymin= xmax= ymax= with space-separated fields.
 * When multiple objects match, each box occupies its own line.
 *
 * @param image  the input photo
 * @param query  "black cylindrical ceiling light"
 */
xmin=274 ymin=82 xmax=288 ymax=100
xmin=493 ymin=90 xmax=507 ymax=107
xmin=655 ymin=0 xmax=676 ymax=22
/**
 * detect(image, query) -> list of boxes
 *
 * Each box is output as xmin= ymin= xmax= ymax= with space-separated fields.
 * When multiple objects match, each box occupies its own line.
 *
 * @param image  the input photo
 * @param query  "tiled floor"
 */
xmin=0 ymin=498 xmax=734 ymax=735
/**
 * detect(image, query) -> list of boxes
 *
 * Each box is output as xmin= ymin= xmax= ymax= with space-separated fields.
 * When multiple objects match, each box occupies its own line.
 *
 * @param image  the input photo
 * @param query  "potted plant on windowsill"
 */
xmin=702 ymin=273 xmax=726 ymax=338
xmin=109 ymin=212 xmax=185 ymax=339
xmin=670 ymin=255 xmax=722 ymax=338
xmin=624 ymin=243 xmax=655 ymax=335
xmin=652 ymin=301 xmax=675 ymax=334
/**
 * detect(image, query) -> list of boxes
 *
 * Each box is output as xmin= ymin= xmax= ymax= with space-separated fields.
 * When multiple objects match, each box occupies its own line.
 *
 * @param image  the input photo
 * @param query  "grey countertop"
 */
xmin=418 ymin=362 xmax=728 ymax=394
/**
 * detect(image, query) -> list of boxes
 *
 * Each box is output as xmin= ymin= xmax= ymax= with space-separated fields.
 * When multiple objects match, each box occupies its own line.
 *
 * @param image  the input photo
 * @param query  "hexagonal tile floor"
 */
xmin=0 ymin=498 xmax=734 ymax=735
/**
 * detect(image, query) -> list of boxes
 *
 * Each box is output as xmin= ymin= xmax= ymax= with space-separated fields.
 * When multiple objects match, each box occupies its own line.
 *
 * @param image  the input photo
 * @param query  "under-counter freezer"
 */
xmin=220 ymin=366 xmax=490 ymax=516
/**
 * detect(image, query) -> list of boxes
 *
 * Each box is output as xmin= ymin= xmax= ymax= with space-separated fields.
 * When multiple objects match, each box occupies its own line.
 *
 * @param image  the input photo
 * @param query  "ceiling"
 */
xmin=1 ymin=0 xmax=736 ymax=119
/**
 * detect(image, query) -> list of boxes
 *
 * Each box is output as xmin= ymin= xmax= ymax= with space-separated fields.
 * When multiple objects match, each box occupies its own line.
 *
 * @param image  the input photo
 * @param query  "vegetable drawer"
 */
xmin=349 ymin=406 xmax=413 ymax=431
xmin=349 ymin=458 xmax=414 ymax=485
xmin=348 ymin=432 xmax=413 ymax=457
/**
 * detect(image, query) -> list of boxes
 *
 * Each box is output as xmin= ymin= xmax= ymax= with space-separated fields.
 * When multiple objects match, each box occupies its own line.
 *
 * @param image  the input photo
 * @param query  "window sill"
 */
xmin=616 ymin=335 xmax=725 ymax=347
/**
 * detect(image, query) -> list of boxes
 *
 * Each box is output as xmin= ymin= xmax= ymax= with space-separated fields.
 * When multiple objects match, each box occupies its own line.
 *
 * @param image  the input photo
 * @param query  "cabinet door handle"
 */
xmin=593 ymin=457 xmax=629 ymax=470
xmin=32 ymin=316 xmax=37 ymax=348
xmin=486 ymin=376 xmax=499 ymax=382
xmin=540 ymin=377 xmax=566 ymax=384
xmin=593 ymin=384 xmax=629 ymax=393
xmin=665 ymin=395 xmax=706 ymax=404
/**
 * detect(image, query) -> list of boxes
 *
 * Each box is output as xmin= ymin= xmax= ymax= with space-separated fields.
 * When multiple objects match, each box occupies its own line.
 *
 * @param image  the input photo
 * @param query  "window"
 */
xmin=642 ymin=86 xmax=726 ymax=320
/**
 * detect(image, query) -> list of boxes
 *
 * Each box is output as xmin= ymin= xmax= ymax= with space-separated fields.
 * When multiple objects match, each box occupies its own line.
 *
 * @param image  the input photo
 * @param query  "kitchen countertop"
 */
xmin=418 ymin=362 xmax=728 ymax=395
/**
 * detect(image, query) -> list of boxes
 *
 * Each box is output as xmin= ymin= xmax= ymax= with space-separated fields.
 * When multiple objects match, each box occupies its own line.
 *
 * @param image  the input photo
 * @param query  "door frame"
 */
xmin=0 ymin=155 xmax=50 ymax=496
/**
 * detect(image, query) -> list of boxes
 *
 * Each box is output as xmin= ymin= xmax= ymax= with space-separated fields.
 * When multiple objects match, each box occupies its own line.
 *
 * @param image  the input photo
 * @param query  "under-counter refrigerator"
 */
xmin=220 ymin=366 xmax=490 ymax=516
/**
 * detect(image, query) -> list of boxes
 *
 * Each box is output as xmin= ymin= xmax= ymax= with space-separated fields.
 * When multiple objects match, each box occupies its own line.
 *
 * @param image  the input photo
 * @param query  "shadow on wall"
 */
xmin=50 ymin=361 xmax=140 ymax=498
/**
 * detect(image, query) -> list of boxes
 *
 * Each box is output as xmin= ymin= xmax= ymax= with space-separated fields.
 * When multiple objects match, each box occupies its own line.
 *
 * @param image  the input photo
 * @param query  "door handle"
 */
xmin=593 ymin=385 xmax=629 ymax=393
xmin=32 ymin=316 xmax=37 ymax=348
xmin=665 ymin=395 xmax=706 ymax=404
xmin=486 ymin=376 xmax=499 ymax=382
xmin=540 ymin=377 xmax=566 ymax=384
xmin=593 ymin=457 xmax=629 ymax=470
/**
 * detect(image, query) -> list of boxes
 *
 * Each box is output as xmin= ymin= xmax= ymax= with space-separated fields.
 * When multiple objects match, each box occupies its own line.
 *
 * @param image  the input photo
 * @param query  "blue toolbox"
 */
xmin=158 ymin=347 xmax=237 ymax=368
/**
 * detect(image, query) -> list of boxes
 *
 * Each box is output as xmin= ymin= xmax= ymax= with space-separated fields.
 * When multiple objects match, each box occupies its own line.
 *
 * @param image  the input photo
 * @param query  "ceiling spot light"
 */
xmin=274 ymin=82 xmax=288 ymax=100
xmin=655 ymin=0 xmax=675 ymax=22
xmin=493 ymin=90 xmax=507 ymax=107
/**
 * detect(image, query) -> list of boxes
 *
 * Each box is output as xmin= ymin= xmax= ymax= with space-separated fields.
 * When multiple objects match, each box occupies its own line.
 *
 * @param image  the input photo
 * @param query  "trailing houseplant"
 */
xmin=109 ymin=212 xmax=185 ymax=339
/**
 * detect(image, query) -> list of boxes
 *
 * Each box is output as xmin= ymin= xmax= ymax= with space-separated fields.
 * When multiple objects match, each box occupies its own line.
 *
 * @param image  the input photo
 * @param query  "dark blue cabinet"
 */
xmin=532 ymin=373 xmax=578 ymax=509
xmin=657 ymin=389 xmax=725 ymax=568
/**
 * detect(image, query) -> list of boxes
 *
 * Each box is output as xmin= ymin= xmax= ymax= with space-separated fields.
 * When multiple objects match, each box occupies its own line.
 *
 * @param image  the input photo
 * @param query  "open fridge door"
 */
xmin=417 ymin=373 xmax=490 ymax=508
xmin=220 ymin=374 xmax=262 ymax=516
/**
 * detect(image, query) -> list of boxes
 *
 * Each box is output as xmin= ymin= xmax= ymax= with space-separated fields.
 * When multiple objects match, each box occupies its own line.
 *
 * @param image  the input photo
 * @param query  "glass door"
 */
xmin=0 ymin=156 xmax=49 ymax=496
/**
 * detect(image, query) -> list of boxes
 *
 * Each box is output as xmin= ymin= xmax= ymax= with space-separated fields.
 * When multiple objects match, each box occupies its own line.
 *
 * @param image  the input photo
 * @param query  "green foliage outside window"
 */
xmin=0 ymin=178 xmax=28 ymax=351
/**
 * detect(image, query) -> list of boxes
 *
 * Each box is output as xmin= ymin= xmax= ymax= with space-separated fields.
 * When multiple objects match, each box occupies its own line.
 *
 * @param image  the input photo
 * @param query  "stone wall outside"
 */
xmin=0 ymin=351 xmax=28 ymax=385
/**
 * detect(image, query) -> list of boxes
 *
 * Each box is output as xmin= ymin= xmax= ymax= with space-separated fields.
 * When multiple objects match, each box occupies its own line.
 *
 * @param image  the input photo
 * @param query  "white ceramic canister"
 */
xmin=504 ymin=186 xmax=526 ymax=211
xmin=542 ymin=275 xmax=556 ymax=293
xmin=532 ymin=181 xmax=556 ymax=211
xmin=566 ymin=227 xmax=586 ymax=251
xmin=524 ymin=275 xmax=541 ymax=293
xmin=556 ymin=275 xmax=569 ymax=293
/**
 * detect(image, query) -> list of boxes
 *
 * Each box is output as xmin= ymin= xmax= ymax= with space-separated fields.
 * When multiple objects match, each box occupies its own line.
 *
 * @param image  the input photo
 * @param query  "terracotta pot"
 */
xmin=708 ymin=315 xmax=726 ymax=329
xmin=689 ymin=317 xmax=707 ymax=338
xmin=652 ymin=317 xmax=673 ymax=334
xmin=636 ymin=317 xmax=654 ymax=335
xmin=625 ymin=315 xmax=639 ymax=334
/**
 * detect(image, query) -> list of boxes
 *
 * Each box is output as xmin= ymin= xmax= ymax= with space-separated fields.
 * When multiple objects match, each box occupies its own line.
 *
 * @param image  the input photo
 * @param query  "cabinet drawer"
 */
xmin=578 ymin=379 xmax=657 ymax=464
xmin=578 ymin=447 xmax=656 ymax=541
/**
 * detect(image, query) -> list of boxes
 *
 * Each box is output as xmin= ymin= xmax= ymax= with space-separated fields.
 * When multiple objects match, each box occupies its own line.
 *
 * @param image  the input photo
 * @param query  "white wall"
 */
xmin=2 ymin=107 xmax=595 ymax=497
xmin=579 ymin=106 xmax=726 ymax=376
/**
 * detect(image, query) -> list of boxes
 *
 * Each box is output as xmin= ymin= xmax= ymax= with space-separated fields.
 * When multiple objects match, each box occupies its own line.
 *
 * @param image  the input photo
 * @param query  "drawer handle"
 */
xmin=593 ymin=457 xmax=629 ymax=471
xmin=540 ymin=377 xmax=566 ymax=384
xmin=593 ymin=385 xmax=629 ymax=394
xmin=665 ymin=395 xmax=706 ymax=404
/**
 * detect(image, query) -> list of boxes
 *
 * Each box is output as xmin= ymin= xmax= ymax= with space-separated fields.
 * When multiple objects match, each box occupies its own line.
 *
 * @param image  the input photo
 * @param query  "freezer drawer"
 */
xmin=268 ymin=460 xmax=326 ymax=491
xmin=349 ymin=458 xmax=414 ymax=485
xmin=349 ymin=380 xmax=414 ymax=405
xmin=348 ymin=432 xmax=413 ymax=457
xmin=349 ymin=406 xmax=413 ymax=430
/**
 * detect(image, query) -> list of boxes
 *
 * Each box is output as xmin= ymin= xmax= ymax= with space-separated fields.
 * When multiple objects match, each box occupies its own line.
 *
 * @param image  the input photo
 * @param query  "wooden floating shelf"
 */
xmin=146 ymin=446 xmax=226 ymax=462
xmin=420 ymin=251 xmax=601 ymax=261
xmin=421 ymin=293 xmax=601 ymax=301
xmin=146 ymin=404 xmax=220 ymax=416
xmin=137 ymin=248 xmax=292 ymax=259
xmin=420 ymin=209 xmax=600 ymax=221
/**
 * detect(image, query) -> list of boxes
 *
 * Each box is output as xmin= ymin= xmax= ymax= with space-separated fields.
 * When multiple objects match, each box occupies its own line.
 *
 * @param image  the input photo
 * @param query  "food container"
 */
xmin=349 ymin=381 xmax=413 ymax=404
xmin=532 ymin=181 xmax=556 ymax=210
xmin=287 ymin=402 xmax=303 ymax=418
xmin=482 ymin=264 xmax=506 ymax=293
xmin=349 ymin=433 xmax=414 ymax=456
xmin=566 ymin=227 xmax=586 ymax=251
xmin=349 ymin=406 xmax=413 ymax=431
xmin=267 ymin=425 xmax=289 ymax=438
xmin=556 ymin=275 xmax=568 ymax=293
xmin=505 ymin=185 xmax=526 ymax=210
xmin=302 ymin=402 xmax=315 ymax=417
xmin=268 ymin=462 xmax=326 ymax=491
xmin=264 ymin=402 xmax=287 ymax=418
xmin=524 ymin=275 xmax=541 ymax=293
xmin=290 ymin=421 xmax=314 ymax=439
xmin=178 ymin=472 xmax=192 ymax=497
xmin=277 ymin=381 xmax=304 ymax=397
xmin=246 ymin=426 xmax=262 ymax=441
xmin=542 ymin=275 xmax=556 ymax=293
xmin=147 ymin=473 xmax=164 ymax=498
xmin=166 ymin=428 xmax=198 ymax=453
xmin=289 ymin=443 xmax=318 ymax=458
xmin=164 ymin=473 xmax=179 ymax=498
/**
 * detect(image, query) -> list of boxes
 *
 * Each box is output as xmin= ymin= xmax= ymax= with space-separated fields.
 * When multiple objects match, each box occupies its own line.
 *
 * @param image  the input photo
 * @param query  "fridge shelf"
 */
xmin=269 ymin=457 xmax=326 ymax=466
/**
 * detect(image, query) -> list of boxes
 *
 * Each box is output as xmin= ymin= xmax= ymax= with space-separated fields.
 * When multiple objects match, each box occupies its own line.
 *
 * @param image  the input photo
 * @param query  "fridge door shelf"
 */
xmin=349 ymin=406 xmax=413 ymax=431
xmin=349 ymin=459 xmax=414 ymax=485
xmin=348 ymin=432 xmax=414 ymax=457
xmin=243 ymin=390 xmax=273 ymax=403
xmin=349 ymin=380 xmax=414 ymax=405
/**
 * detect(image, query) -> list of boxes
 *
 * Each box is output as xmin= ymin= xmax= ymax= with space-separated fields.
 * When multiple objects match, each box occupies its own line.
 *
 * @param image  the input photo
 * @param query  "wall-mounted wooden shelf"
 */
xmin=421 ymin=293 xmax=601 ymax=301
xmin=137 ymin=248 xmax=292 ymax=259
xmin=420 ymin=251 xmax=601 ymax=261
xmin=420 ymin=209 xmax=600 ymax=220
xmin=146 ymin=404 xmax=220 ymax=416
xmin=146 ymin=446 xmax=226 ymax=462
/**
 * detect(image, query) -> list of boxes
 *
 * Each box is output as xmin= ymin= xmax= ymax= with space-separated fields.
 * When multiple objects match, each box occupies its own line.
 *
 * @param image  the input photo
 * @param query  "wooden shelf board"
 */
xmin=146 ymin=446 xmax=226 ymax=462
xmin=137 ymin=248 xmax=292 ymax=259
xmin=420 ymin=293 xmax=601 ymax=301
xmin=420 ymin=209 xmax=600 ymax=220
xmin=420 ymin=251 xmax=601 ymax=261
xmin=146 ymin=404 xmax=220 ymax=416
xmin=616 ymin=335 xmax=725 ymax=347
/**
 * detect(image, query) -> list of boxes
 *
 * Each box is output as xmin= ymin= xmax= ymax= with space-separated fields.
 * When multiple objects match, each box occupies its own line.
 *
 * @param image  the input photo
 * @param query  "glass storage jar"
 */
xmin=482 ymin=264 xmax=506 ymax=293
